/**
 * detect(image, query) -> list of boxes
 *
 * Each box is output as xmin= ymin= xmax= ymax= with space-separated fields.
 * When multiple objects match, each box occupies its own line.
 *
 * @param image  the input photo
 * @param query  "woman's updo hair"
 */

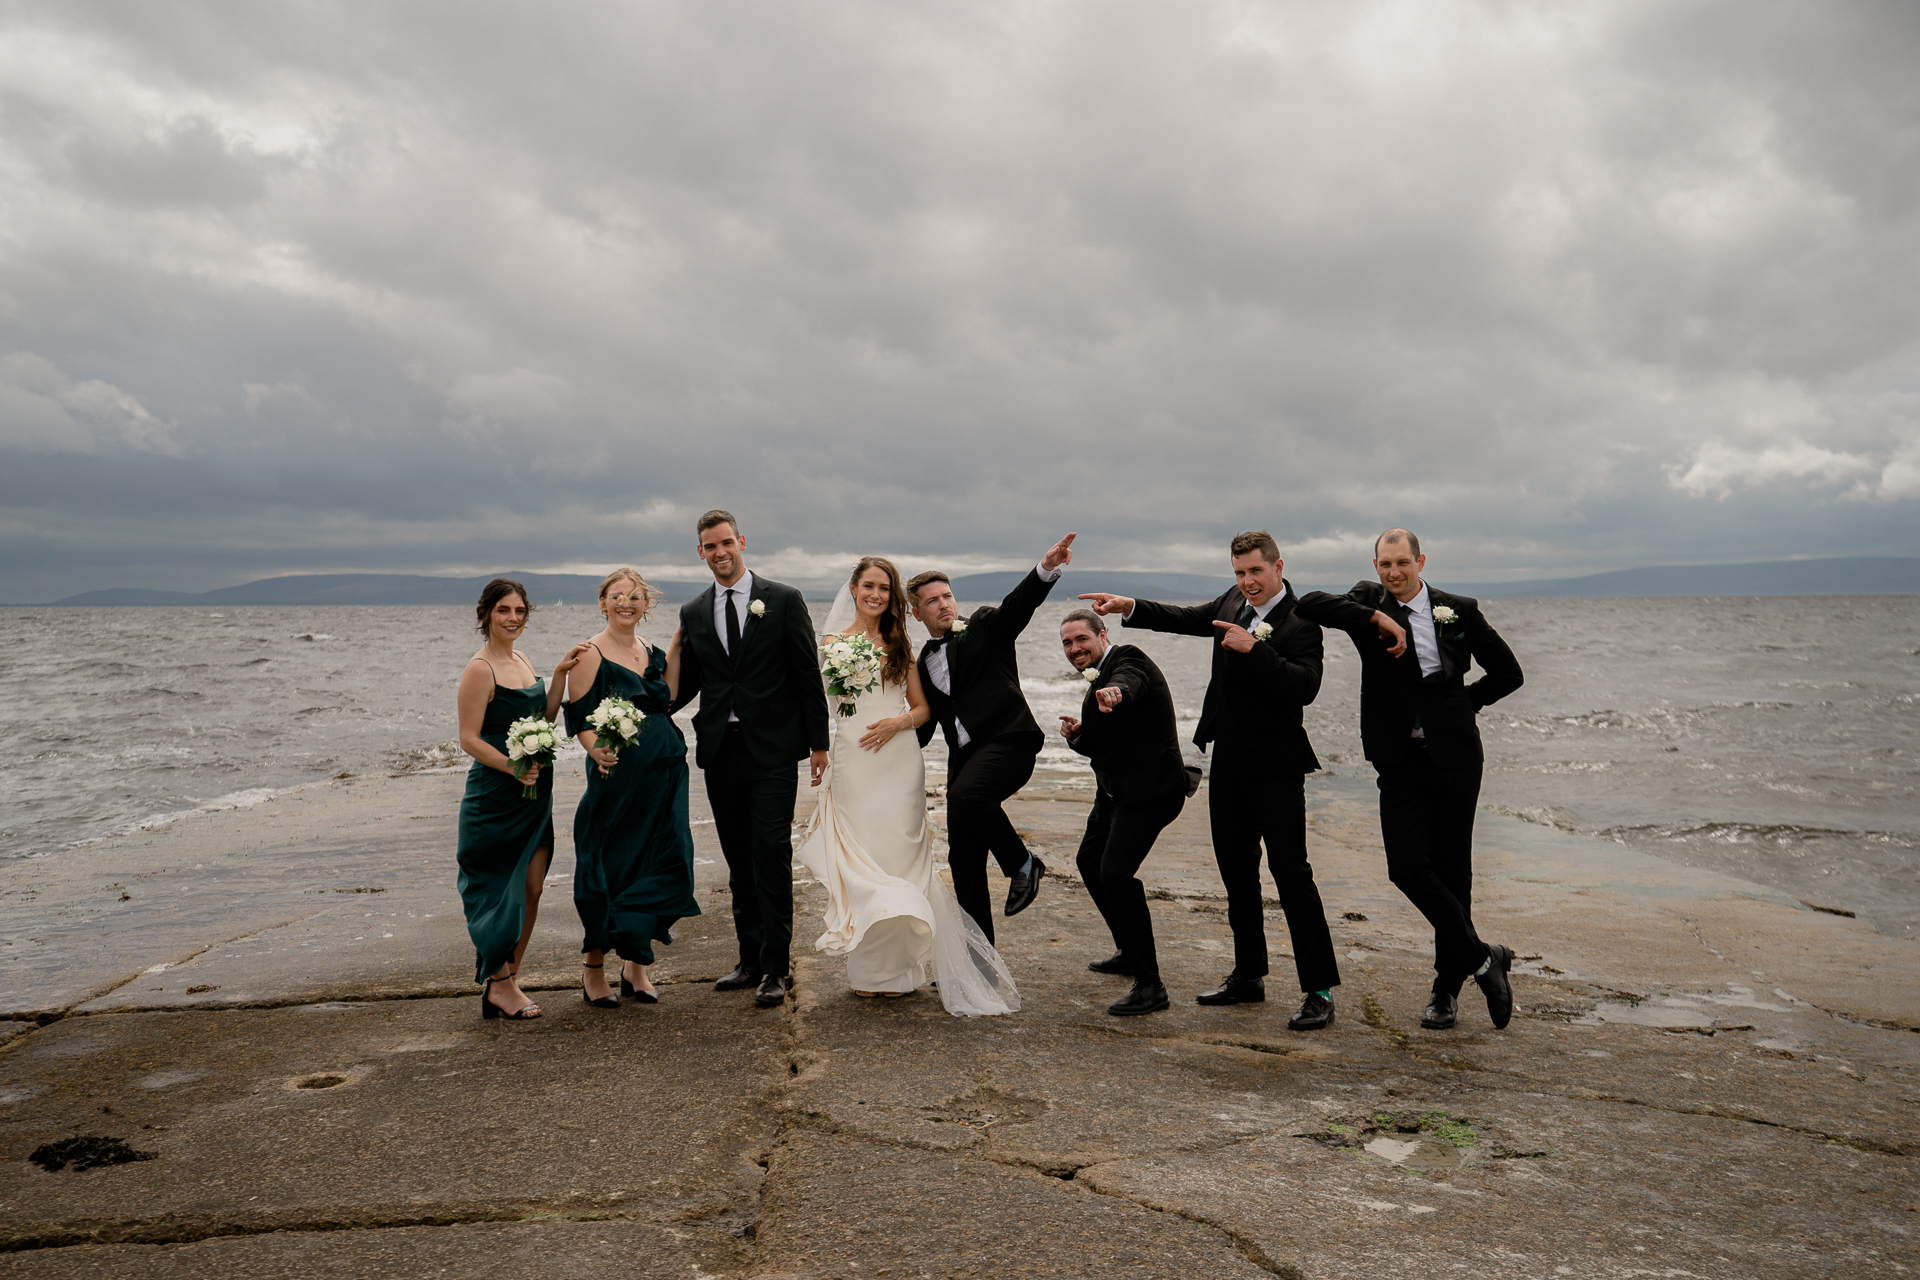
xmin=598 ymin=567 xmax=659 ymax=622
xmin=476 ymin=578 xmax=533 ymax=636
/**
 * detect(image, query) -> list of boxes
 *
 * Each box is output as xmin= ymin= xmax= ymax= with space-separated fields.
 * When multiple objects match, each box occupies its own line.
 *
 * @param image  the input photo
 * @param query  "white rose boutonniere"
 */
xmin=1430 ymin=605 xmax=1459 ymax=626
xmin=949 ymin=619 xmax=968 ymax=635
xmin=1082 ymin=668 xmax=1100 ymax=683
xmin=1251 ymin=621 xmax=1274 ymax=641
xmin=748 ymin=599 xmax=766 ymax=618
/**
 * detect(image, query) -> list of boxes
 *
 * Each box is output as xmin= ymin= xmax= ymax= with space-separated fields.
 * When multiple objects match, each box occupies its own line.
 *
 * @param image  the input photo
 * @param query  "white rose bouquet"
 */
xmin=585 ymin=696 xmax=645 ymax=775
xmin=503 ymin=715 xmax=562 ymax=800
xmin=821 ymin=634 xmax=883 ymax=717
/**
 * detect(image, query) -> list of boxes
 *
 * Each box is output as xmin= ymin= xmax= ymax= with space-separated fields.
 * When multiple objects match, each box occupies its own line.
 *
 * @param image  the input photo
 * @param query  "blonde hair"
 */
xmin=597 ymin=567 xmax=658 ymax=621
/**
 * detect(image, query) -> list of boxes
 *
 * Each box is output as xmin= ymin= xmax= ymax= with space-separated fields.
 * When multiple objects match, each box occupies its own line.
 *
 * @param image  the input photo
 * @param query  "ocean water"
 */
xmin=3 ymin=593 xmax=1914 ymax=936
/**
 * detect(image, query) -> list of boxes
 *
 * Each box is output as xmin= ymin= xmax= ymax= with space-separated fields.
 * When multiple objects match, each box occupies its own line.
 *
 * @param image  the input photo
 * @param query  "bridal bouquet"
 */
xmin=503 ymin=716 xmax=561 ymax=799
xmin=586 ymin=696 xmax=645 ymax=774
xmin=821 ymin=634 xmax=883 ymax=717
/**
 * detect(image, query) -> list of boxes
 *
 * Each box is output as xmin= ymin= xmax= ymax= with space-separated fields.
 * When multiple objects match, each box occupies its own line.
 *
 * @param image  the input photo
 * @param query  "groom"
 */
xmin=908 ymin=533 xmax=1077 ymax=943
xmin=1295 ymin=529 xmax=1525 ymax=1030
xmin=673 ymin=510 xmax=831 ymax=1009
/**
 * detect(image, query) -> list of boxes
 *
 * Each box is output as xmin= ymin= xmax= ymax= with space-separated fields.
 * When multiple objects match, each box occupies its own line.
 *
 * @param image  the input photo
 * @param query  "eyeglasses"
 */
xmin=606 ymin=592 xmax=648 ymax=607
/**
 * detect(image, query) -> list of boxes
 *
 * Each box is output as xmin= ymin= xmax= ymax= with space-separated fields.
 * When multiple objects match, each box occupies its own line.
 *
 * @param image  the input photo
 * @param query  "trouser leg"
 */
xmin=1257 ymin=772 xmax=1341 ymax=993
xmin=944 ymin=740 xmax=1039 ymax=941
xmin=1426 ymin=762 xmax=1482 ymax=996
xmin=1205 ymin=774 xmax=1269 ymax=980
xmin=1075 ymin=793 xmax=1120 ymax=954
xmin=744 ymin=764 xmax=800 ymax=979
xmin=1095 ymin=793 xmax=1184 ymax=985
xmin=704 ymin=737 xmax=761 ymax=971
xmin=1376 ymin=751 xmax=1487 ymax=988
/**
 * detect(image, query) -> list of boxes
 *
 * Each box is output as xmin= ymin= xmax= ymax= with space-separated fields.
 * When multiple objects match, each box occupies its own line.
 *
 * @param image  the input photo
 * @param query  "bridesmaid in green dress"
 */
xmin=565 ymin=568 xmax=701 ymax=1007
xmin=456 ymin=578 xmax=584 ymax=1019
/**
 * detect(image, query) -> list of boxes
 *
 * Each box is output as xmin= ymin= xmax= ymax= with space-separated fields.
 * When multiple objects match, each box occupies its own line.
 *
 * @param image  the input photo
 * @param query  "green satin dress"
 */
xmin=456 ymin=676 xmax=555 ymax=983
xmin=566 ymin=644 xmax=700 ymax=963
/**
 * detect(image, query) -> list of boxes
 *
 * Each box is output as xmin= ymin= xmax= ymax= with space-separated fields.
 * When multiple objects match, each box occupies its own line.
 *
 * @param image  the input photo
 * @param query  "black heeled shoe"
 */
xmin=620 ymin=964 xmax=659 ymax=1005
xmin=481 ymin=976 xmax=542 ymax=1020
xmin=582 ymin=963 xmax=619 ymax=1009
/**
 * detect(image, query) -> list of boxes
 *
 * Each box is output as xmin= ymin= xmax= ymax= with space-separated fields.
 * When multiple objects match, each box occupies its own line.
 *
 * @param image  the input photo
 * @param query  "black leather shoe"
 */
xmin=1287 ymin=992 xmax=1335 ymax=1031
xmin=1087 ymin=951 xmax=1133 ymax=976
xmin=1420 ymin=991 xmax=1459 ymax=1030
xmin=753 ymin=974 xmax=789 ymax=1008
xmin=1005 ymin=856 xmax=1045 ymax=916
xmin=1108 ymin=980 xmax=1170 ymax=1017
xmin=1196 ymin=974 xmax=1265 ymax=1006
xmin=714 ymin=964 xmax=762 ymax=992
xmin=1474 ymin=944 xmax=1514 ymax=1029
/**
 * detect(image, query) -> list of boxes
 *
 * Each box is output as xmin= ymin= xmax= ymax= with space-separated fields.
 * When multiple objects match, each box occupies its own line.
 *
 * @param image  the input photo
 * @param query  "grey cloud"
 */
xmin=1 ymin=1 xmax=1917 ymax=602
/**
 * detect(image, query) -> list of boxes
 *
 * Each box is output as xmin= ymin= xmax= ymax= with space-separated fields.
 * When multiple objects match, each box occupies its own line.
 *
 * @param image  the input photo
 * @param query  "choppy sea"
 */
xmin=3 ymin=594 xmax=1914 ymax=936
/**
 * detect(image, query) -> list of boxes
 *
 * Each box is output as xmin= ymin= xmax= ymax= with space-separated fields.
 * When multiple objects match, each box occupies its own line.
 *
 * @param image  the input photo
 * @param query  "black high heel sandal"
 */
xmin=582 ymin=962 xmax=620 ymax=1009
xmin=481 ymin=975 xmax=542 ymax=1020
xmin=620 ymin=963 xmax=659 ymax=1005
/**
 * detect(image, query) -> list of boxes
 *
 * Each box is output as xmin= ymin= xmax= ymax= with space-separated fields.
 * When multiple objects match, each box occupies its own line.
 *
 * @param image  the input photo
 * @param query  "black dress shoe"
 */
xmin=1108 ymin=980 xmax=1170 ymax=1017
xmin=1287 ymin=992 xmax=1335 ymax=1031
xmin=1474 ymin=944 xmax=1514 ymax=1030
xmin=753 ymin=974 xmax=789 ymax=1008
xmin=1087 ymin=951 xmax=1134 ymax=976
xmin=1005 ymin=856 xmax=1045 ymax=917
xmin=1419 ymin=991 xmax=1458 ymax=1030
xmin=714 ymin=964 xmax=762 ymax=992
xmin=1196 ymin=974 xmax=1265 ymax=1006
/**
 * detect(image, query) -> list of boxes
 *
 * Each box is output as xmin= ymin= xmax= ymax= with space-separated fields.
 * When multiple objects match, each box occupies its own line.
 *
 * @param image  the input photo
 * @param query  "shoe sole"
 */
xmin=1108 ymin=1000 xmax=1171 ymax=1016
xmin=1287 ymin=1013 xmax=1335 ymax=1031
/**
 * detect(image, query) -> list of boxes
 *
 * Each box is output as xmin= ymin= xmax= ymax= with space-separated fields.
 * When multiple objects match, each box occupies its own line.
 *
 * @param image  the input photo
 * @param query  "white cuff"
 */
xmin=1035 ymin=561 xmax=1062 ymax=582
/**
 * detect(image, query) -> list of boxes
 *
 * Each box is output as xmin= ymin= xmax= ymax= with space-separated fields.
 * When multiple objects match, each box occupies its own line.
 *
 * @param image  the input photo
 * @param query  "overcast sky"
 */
xmin=2 ymin=1 xmax=1916 ymax=601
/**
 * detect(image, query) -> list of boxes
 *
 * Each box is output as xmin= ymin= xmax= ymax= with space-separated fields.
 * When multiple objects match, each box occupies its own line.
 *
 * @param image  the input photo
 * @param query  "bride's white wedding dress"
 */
xmin=796 ymin=656 xmax=1019 ymax=1017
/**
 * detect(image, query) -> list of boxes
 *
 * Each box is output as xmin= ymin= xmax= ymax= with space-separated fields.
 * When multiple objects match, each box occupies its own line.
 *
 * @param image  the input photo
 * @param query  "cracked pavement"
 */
xmin=2 ymin=766 xmax=1916 ymax=1277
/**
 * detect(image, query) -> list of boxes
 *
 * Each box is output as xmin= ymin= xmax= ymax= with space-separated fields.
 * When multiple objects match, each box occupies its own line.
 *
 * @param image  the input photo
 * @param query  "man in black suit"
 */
xmin=1057 ymin=610 xmax=1191 ymax=1017
xmin=1080 ymin=530 xmax=1343 ymax=1032
xmin=672 ymin=510 xmax=831 ymax=1009
xmin=908 ymin=533 xmax=1076 ymax=943
xmin=1295 ymin=528 xmax=1525 ymax=1030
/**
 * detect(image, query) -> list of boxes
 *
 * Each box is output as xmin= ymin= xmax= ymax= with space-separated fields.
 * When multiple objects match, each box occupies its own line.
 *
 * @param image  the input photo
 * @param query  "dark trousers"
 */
xmin=704 ymin=728 xmax=800 ymax=977
xmin=944 ymin=738 xmax=1039 ymax=944
xmin=1075 ymin=788 xmax=1184 ymax=985
xmin=1375 ymin=745 xmax=1487 ymax=992
xmin=1206 ymin=760 xmax=1341 ymax=993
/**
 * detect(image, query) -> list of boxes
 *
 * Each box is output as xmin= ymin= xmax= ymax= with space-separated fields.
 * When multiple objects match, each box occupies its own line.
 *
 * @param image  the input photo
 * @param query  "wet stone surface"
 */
xmin=2 ymin=766 xmax=1917 ymax=1277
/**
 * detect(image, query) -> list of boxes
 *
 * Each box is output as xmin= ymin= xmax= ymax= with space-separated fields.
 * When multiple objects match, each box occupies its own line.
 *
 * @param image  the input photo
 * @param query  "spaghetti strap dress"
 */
xmin=456 ymin=675 xmax=555 ymax=983
xmin=566 ymin=644 xmax=701 ymax=963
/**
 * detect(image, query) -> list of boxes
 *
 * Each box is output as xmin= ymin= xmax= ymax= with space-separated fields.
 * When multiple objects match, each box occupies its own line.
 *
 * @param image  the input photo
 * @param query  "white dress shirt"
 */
xmin=1401 ymin=583 xmax=1443 ymax=679
xmin=714 ymin=569 xmax=754 ymax=722
xmin=926 ymin=561 xmax=1061 ymax=749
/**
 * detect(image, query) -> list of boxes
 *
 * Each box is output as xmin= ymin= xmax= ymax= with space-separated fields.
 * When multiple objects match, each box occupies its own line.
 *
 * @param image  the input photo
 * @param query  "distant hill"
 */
xmin=947 ymin=570 xmax=1232 ymax=603
xmin=32 ymin=556 xmax=1920 ymax=607
xmin=1447 ymin=557 xmax=1920 ymax=598
xmin=47 ymin=572 xmax=707 ymax=608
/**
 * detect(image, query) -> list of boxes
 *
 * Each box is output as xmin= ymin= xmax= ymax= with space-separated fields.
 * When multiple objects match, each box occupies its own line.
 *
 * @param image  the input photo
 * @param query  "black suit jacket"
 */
xmin=1123 ymin=582 xmax=1324 ymax=773
xmin=673 ymin=575 xmax=831 ymax=772
xmin=1065 ymin=644 xmax=1190 ymax=803
xmin=1293 ymin=581 xmax=1523 ymax=768
xmin=915 ymin=568 xmax=1058 ymax=754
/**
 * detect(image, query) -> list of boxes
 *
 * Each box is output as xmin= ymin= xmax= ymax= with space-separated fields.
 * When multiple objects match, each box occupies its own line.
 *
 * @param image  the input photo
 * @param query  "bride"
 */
xmin=796 ymin=556 xmax=1019 ymax=1017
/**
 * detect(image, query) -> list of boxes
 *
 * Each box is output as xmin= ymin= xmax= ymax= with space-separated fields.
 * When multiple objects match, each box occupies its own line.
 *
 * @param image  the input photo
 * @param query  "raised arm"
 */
xmin=1294 ymin=585 xmax=1409 ymax=658
xmin=1100 ymin=591 xmax=1229 ymax=639
xmin=545 ymin=642 xmax=591 ymax=721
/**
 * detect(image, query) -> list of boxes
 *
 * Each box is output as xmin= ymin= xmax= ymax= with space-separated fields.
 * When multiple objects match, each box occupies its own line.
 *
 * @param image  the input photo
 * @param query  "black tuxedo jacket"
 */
xmin=1065 ymin=644 xmax=1190 ymax=803
xmin=673 ymin=575 xmax=831 ymax=772
xmin=915 ymin=568 xmax=1058 ymax=755
xmin=1293 ymin=581 xmax=1523 ymax=769
xmin=1123 ymin=582 xmax=1324 ymax=773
